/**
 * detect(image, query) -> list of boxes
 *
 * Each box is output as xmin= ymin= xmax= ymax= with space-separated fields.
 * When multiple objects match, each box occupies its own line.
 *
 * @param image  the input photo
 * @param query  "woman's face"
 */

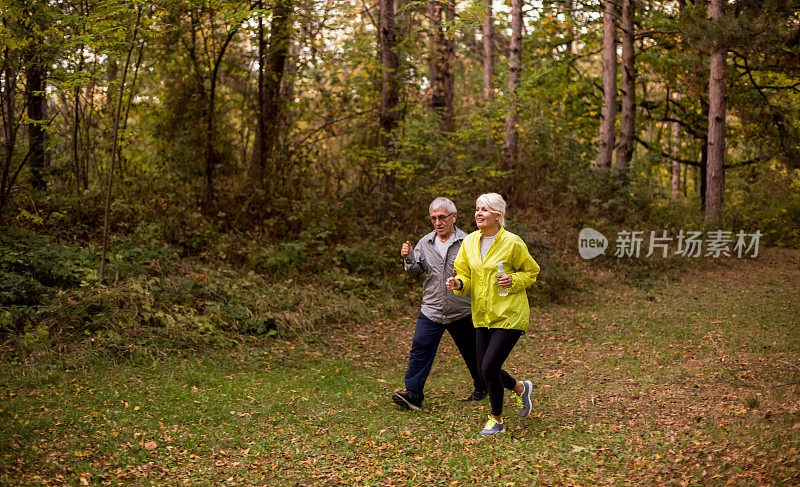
xmin=475 ymin=203 xmax=500 ymax=231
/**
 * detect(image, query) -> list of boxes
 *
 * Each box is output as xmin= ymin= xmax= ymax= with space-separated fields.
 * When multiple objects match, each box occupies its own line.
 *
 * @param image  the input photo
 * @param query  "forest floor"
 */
xmin=2 ymin=248 xmax=800 ymax=486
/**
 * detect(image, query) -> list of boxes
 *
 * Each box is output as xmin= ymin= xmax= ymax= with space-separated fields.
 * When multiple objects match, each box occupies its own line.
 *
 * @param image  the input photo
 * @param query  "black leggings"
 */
xmin=476 ymin=327 xmax=523 ymax=416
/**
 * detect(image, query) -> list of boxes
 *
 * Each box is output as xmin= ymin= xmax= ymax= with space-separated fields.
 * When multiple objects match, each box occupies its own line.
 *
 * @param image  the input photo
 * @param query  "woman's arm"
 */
xmin=508 ymin=240 xmax=540 ymax=294
xmin=451 ymin=244 xmax=472 ymax=295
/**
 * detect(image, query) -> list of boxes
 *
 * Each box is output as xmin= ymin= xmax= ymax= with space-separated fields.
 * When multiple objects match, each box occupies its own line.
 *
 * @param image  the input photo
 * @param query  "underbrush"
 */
xmin=0 ymin=227 xmax=405 ymax=362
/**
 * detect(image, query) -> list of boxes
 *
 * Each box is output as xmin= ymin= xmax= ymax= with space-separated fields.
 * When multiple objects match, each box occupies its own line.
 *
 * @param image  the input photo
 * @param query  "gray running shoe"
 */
xmin=479 ymin=415 xmax=506 ymax=436
xmin=515 ymin=380 xmax=533 ymax=418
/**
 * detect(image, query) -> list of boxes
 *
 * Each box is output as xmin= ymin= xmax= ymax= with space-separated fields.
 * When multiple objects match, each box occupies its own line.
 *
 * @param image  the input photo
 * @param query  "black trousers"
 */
xmin=476 ymin=327 xmax=523 ymax=416
xmin=404 ymin=312 xmax=485 ymax=397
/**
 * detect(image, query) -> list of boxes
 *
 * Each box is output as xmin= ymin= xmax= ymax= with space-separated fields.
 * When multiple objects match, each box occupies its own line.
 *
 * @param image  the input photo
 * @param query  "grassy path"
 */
xmin=2 ymin=249 xmax=799 ymax=485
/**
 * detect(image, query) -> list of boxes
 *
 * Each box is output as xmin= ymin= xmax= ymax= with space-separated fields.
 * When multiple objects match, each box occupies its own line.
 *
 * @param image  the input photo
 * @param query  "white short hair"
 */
xmin=476 ymin=193 xmax=506 ymax=227
xmin=429 ymin=197 xmax=457 ymax=215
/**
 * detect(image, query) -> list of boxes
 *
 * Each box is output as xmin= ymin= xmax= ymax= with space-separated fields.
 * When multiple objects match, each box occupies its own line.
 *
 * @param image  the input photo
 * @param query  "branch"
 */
xmin=634 ymin=135 xmax=701 ymax=167
xmin=635 ymin=28 xmax=680 ymax=39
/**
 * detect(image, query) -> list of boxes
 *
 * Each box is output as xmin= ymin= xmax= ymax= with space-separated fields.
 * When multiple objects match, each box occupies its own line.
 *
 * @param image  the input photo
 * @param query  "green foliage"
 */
xmin=726 ymin=164 xmax=800 ymax=248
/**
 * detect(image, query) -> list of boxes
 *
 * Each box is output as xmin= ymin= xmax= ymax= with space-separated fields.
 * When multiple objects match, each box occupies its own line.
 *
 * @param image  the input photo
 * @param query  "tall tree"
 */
xmin=255 ymin=0 xmax=293 ymax=188
xmin=705 ymin=0 xmax=726 ymax=224
xmin=615 ymin=0 xmax=635 ymax=171
xmin=20 ymin=0 xmax=52 ymax=192
xmin=428 ymin=0 xmax=455 ymax=133
xmin=99 ymin=5 xmax=142 ymax=280
xmin=378 ymin=0 xmax=400 ymax=200
xmin=501 ymin=0 xmax=523 ymax=193
xmin=482 ymin=0 xmax=493 ymax=102
xmin=671 ymin=93 xmax=681 ymax=200
xmin=595 ymin=0 xmax=617 ymax=169
xmin=0 ymin=53 xmax=19 ymax=222
xmin=255 ymin=0 xmax=266 ymax=179
xmin=26 ymin=60 xmax=47 ymax=191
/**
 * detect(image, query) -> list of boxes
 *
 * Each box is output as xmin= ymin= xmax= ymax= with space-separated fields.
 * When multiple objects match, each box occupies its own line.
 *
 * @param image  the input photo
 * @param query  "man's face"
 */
xmin=430 ymin=207 xmax=456 ymax=240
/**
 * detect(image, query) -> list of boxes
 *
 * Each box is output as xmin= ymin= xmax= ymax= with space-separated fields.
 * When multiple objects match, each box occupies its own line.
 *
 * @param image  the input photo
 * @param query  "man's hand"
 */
xmin=497 ymin=274 xmax=512 ymax=288
xmin=446 ymin=277 xmax=462 ymax=291
xmin=400 ymin=241 xmax=413 ymax=258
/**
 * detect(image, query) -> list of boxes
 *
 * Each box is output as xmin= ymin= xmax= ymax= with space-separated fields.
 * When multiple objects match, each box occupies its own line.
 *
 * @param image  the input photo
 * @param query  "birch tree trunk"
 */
xmin=595 ymin=0 xmax=617 ymax=169
xmin=705 ymin=0 xmax=727 ymax=224
xmin=615 ymin=0 xmax=635 ymax=171
xmin=501 ymin=0 xmax=523 ymax=192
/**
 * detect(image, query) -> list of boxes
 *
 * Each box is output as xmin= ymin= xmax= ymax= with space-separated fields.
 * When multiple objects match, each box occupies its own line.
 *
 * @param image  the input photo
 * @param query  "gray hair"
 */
xmin=476 ymin=193 xmax=506 ymax=227
xmin=429 ymin=197 xmax=457 ymax=215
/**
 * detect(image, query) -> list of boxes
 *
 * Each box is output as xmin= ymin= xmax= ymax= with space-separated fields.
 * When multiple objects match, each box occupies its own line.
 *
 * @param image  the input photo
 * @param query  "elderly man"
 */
xmin=392 ymin=197 xmax=486 ymax=410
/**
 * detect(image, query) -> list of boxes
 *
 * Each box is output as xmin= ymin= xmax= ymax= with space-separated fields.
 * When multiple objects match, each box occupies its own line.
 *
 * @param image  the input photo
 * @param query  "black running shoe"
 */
xmin=392 ymin=390 xmax=422 ymax=410
xmin=464 ymin=389 xmax=488 ymax=401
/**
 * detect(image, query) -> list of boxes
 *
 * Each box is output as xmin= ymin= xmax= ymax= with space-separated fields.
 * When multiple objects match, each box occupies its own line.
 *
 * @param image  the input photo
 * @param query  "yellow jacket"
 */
xmin=453 ymin=228 xmax=540 ymax=332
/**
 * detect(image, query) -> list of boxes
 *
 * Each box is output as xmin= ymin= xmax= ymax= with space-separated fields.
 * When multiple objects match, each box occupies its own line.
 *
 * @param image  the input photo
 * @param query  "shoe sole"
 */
xmin=392 ymin=393 xmax=420 ymax=411
xmin=520 ymin=380 xmax=533 ymax=418
xmin=479 ymin=426 xmax=506 ymax=436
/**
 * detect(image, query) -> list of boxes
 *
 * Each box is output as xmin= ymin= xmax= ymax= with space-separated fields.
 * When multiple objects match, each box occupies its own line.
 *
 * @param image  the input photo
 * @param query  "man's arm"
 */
xmin=402 ymin=239 xmax=426 ymax=278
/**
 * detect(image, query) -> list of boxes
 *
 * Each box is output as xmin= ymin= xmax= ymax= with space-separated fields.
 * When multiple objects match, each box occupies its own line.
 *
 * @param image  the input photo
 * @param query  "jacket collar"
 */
xmin=426 ymin=226 xmax=468 ymax=244
xmin=478 ymin=226 xmax=505 ymax=240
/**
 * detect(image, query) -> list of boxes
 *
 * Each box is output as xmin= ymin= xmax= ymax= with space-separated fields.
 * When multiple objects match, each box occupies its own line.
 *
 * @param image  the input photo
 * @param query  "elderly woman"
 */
xmin=446 ymin=193 xmax=540 ymax=436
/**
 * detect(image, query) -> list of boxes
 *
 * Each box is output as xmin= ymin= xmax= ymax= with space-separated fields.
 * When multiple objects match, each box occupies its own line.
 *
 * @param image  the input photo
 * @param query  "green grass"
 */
xmin=2 ymin=249 xmax=800 ymax=485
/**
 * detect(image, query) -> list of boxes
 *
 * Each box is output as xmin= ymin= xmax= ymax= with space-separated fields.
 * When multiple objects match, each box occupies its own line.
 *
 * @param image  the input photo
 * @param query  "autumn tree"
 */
xmin=501 ymin=0 xmax=523 ymax=195
xmin=428 ymin=0 xmax=455 ymax=133
xmin=255 ymin=0 xmax=293 ymax=191
xmin=615 ymin=0 xmax=635 ymax=171
xmin=595 ymin=0 xmax=617 ymax=169
xmin=705 ymin=0 xmax=726 ymax=224
xmin=482 ymin=0 xmax=493 ymax=102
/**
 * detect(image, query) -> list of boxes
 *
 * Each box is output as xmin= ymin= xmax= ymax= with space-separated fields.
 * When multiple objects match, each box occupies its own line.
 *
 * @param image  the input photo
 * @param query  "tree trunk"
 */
xmin=379 ymin=0 xmax=399 ymax=152
xmin=615 ymin=0 xmax=635 ymax=171
xmin=705 ymin=0 xmax=726 ymax=225
xmin=428 ymin=0 xmax=455 ymax=133
xmin=259 ymin=0 xmax=293 ymax=188
xmin=71 ymin=83 xmax=82 ymax=199
xmin=254 ymin=0 xmax=266 ymax=178
xmin=595 ymin=0 xmax=617 ymax=169
xmin=378 ymin=0 xmax=400 ymax=202
xmin=565 ymin=0 xmax=575 ymax=55
xmin=0 ymin=61 xmax=17 ymax=223
xmin=671 ymin=121 xmax=681 ymax=199
xmin=700 ymin=137 xmax=708 ymax=212
xmin=99 ymin=6 xmax=142 ymax=280
xmin=26 ymin=61 xmax=47 ymax=191
xmin=501 ymin=0 xmax=523 ymax=194
xmin=482 ymin=0 xmax=494 ymax=102
xmin=117 ymin=38 xmax=145 ymax=180
xmin=203 ymin=10 xmax=246 ymax=207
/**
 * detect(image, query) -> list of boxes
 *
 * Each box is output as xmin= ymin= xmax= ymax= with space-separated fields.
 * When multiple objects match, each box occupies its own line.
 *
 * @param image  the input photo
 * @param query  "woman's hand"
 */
xmin=497 ymin=274 xmax=512 ymax=289
xmin=446 ymin=277 xmax=462 ymax=291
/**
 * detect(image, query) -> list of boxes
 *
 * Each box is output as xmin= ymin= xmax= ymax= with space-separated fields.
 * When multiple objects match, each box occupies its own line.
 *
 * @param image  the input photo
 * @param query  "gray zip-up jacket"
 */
xmin=403 ymin=227 xmax=471 ymax=324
